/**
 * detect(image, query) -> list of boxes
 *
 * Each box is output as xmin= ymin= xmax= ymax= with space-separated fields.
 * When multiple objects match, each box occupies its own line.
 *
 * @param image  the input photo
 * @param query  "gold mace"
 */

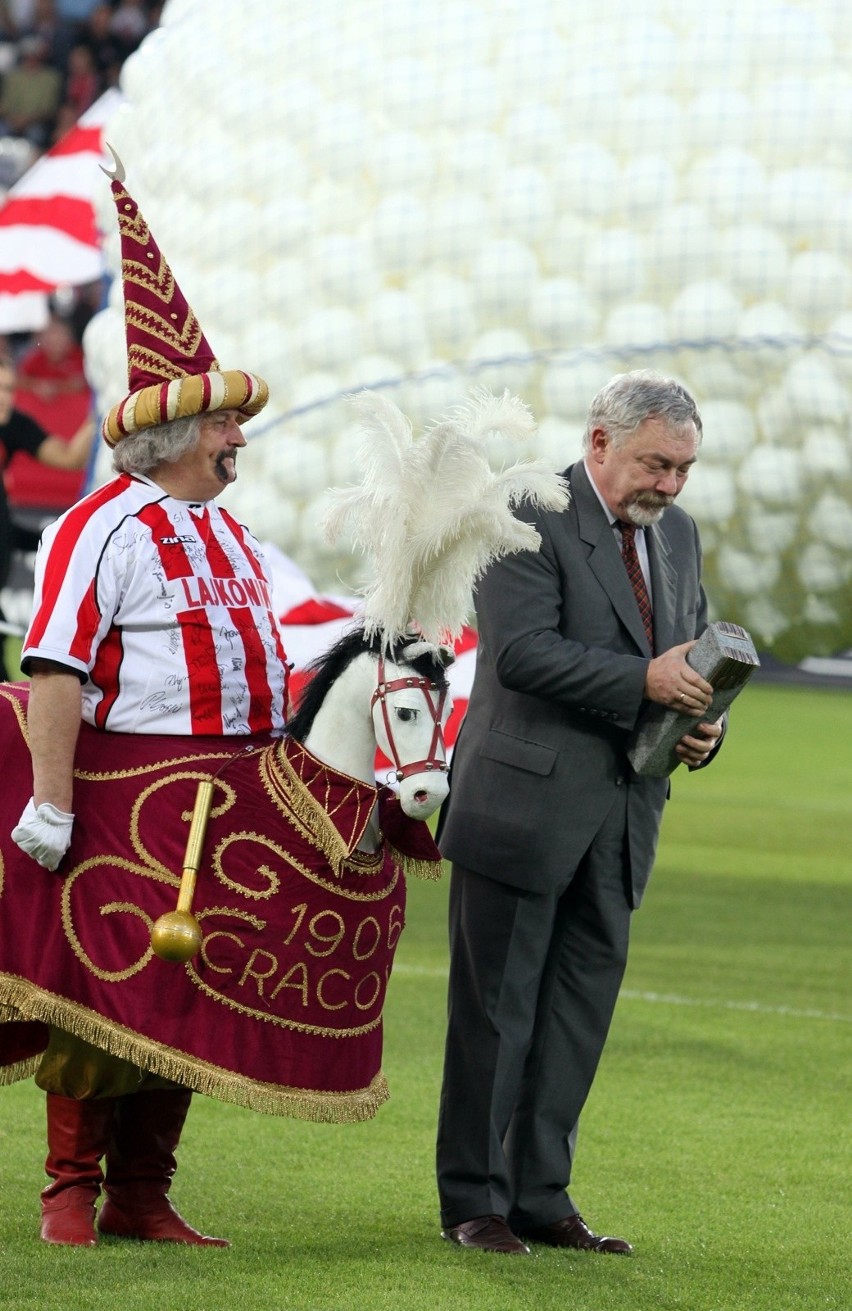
xmin=150 ymin=778 xmax=214 ymax=963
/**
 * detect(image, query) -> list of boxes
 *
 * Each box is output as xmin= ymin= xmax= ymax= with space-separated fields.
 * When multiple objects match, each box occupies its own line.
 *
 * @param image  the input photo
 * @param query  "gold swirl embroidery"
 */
xmin=207 ymin=825 xmax=396 ymax=903
xmin=246 ymin=843 xmax=398 ymax=903
xmin=209 ymin=831 xmax=281 ymax=900
xmin=6 ymin=711 xmax=404 ymax=1043
xmin=74 ymin=748 xmax=234 ymax=783
xmin=60 ymin=857 xmax=166 ymax=981
xmin=129 ymin=771 xmax=236 ymax=873
xmin=0 ymin=685 xmax=29 ymax=741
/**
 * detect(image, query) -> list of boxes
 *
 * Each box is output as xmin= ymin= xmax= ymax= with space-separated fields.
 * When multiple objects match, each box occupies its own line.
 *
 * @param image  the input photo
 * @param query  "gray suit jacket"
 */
xmin=439 ymin=460 xmax=712 ymax=908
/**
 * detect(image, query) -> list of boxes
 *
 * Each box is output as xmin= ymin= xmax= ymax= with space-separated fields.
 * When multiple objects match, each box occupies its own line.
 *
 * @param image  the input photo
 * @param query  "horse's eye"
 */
xmin=396 ymin=707 xmax=417 ymax=723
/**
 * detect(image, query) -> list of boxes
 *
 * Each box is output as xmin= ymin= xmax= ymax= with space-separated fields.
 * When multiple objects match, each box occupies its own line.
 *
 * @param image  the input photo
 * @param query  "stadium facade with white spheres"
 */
xmin=77 ymin=0 xmax=852 ymax=669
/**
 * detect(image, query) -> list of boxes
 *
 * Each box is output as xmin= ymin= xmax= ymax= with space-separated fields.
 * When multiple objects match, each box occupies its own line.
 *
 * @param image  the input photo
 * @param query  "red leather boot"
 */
xmin=41 ymin=1093 xmax=116 ymax=1246
xmin=97 ymin=1088 xmax=229 ymax=1246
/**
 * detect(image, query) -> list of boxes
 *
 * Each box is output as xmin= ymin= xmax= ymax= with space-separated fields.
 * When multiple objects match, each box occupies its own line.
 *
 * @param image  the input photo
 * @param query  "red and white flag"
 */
xmin=0 ymin=89 xmax=122 ymax=332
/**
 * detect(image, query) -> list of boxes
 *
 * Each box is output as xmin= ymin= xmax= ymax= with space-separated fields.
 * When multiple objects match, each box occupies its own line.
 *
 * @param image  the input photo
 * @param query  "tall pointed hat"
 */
xmin=100 ymin=147 xmax=268 ymax=446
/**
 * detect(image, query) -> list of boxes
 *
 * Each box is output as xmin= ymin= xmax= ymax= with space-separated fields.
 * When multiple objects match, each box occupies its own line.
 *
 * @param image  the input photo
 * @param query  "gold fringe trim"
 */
xmin=0 ymin=995 xmax=42 ymax=1085
xmin=0 ymin=1055 xmax=40 ymax=1086
xmin=261 ymin=740 xmax=385 ymax=878
xmin=390 ymin=845 xmax=443 ymax=882
xmin=0 ymin=975 xmax=389 ymax=1123
xmin=277 ymin=764 xmax=351 ymax=875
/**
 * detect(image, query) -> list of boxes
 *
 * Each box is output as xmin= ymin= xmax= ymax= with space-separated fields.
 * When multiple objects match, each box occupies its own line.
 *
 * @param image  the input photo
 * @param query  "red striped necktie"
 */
xmin=618 ymin=521 xmax=654 ymax=654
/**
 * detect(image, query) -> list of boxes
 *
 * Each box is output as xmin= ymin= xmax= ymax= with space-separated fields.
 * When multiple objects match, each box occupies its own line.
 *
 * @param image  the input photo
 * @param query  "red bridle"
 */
xmin=371 ymin=655 xmax=450 ymax=784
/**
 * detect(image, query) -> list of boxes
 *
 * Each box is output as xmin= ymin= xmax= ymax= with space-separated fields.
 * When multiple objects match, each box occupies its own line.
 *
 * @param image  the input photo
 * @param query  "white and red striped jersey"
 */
xmin=22 ymin=473 xmax=290 ymax=735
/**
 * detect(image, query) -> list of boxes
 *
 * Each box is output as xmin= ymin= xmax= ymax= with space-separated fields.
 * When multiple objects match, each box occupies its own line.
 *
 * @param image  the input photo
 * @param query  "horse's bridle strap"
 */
xmin=372 ymin=656 xmax=449 ymax=782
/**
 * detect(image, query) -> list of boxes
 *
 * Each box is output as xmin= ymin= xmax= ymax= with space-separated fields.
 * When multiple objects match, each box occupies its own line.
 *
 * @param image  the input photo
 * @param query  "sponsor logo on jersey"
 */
xmin=159 ymin=535 xmax=196 ymax=545
xmin=178 ymin=575 xmax=274 ymax=609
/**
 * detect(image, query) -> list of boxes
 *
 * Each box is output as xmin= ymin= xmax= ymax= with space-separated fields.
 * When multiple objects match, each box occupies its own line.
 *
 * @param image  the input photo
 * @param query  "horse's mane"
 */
xmin=285 ymin=624 xmax=450 ymax=743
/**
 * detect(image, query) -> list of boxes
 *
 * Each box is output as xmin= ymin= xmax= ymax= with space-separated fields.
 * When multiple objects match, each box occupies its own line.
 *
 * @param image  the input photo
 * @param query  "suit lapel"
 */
xmin=570 ymin=462 xmax=651 ymax=655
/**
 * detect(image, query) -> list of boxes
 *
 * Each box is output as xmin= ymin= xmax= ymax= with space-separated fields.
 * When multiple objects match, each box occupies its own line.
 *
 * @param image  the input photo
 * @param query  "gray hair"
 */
xmin=582 ymin=370 xmax=702 ymax=453
xmin=111 ymin=414 xmax=203 ymax=474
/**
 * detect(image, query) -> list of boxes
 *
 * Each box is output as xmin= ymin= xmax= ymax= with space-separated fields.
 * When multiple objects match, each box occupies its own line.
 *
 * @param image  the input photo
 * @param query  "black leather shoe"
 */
xmin=522 ymin=1213 xmax=633 ymax=1255
xmin=442 ymin=1215 xmax=531 ymax=1255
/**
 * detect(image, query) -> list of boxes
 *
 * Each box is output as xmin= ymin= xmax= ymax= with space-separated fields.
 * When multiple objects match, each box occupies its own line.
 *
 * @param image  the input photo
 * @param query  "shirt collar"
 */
xmin=132 ymin=472 xmax=214 ymax=509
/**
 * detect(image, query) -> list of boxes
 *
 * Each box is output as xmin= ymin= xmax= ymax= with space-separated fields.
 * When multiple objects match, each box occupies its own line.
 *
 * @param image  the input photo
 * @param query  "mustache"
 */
xmin=636 ymin=492 xmax=675 ymax=507
xmin=213 ymin=447 xmax=240 ymax=480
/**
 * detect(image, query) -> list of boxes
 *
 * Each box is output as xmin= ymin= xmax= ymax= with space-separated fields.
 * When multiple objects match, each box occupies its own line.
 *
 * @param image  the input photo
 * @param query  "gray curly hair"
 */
xmin=582 ymin=370 xmax=702 ymax=454
xmin=111 ymin=414 xmax=203 ymax=475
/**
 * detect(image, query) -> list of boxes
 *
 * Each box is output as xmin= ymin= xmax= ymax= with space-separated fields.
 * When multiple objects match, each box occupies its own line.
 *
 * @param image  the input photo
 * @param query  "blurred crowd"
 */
xmin=0 ymin=0 xmax=160 ymax=175
xmin=0 ymin=2 xmax=161 ymax=520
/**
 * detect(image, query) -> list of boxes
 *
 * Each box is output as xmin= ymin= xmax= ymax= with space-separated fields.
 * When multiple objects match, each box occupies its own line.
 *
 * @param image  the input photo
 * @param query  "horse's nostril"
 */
xmin=414 ymin=790 xmax=428 ymax=804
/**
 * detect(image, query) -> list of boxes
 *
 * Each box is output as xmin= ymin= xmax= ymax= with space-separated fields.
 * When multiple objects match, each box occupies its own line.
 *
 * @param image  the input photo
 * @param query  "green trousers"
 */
xmin=35 ymin=1028 xmax=180 ymax=1099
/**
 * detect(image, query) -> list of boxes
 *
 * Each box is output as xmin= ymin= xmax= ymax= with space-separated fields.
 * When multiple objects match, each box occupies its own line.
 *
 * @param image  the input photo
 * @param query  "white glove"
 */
xmin=11 ymin=798 xmax=75 ymax=872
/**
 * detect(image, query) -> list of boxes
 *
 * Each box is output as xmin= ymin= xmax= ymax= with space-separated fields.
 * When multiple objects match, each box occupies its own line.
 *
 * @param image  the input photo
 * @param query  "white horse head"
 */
xmin=285 ymin=627 xmax=453 ymax=831
xmin=369 ymin=641 xmax=453 ymax=821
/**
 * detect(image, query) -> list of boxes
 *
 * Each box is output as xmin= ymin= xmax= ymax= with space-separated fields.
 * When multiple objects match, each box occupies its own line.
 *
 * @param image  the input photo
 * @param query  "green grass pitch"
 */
xmin=0 ymin=682 xmax=848 ymax=1310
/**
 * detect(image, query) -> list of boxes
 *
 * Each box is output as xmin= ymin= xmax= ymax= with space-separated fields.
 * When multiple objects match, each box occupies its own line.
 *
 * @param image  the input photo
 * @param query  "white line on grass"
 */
xmin=392 ymin=964 xmax=851 ymax=1024
xmin=618 ymin=988 xmax=852 ymax=1024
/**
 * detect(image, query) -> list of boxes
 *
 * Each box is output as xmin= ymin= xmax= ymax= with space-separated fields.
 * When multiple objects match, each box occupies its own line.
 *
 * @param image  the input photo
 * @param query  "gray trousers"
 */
xmin=436 ymin=790 xmax=633 ymax=1231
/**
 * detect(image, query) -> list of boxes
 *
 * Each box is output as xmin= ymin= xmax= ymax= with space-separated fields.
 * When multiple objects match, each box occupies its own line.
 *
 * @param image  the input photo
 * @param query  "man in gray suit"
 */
xmin=436 ymin=370 xmax=723 ymax=1256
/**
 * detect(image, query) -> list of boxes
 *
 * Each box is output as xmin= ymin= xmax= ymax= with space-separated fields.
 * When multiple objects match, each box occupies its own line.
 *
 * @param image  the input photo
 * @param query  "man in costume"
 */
xmin=436 ymin=370 xmax=724 ymax=1256
xmin=9 ymin=154 xmax=287 ymax=1248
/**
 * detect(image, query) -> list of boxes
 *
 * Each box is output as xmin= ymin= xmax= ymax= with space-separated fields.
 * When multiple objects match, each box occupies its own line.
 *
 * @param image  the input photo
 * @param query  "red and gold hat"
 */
xmin=100 ymin=148 xmax=268 ymax=446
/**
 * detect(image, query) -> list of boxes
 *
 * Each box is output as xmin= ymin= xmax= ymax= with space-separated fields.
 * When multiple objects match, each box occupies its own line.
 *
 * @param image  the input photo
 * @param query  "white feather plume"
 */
xmin=451 ymin=386 xmax=538 ymax=445
xmin=323 ymin=387 xmax=570 ymax=647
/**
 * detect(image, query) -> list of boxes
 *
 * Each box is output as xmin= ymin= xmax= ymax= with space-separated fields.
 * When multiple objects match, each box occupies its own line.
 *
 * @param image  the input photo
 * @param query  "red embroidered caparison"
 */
xmin=0 ymin=685 xmax=441 ymax=1123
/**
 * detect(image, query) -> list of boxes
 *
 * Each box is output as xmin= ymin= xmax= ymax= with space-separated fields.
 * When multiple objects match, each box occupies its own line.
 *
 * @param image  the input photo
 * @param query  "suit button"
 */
xmin=615 ymin=776 xmax=625 ymax=786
